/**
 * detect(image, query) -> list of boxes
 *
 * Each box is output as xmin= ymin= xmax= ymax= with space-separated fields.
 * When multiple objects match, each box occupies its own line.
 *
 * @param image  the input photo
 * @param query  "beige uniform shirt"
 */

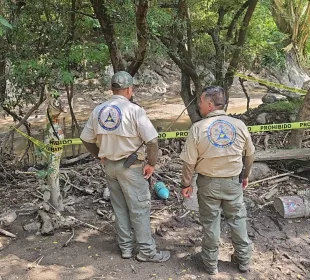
xmin=180 ymin=110 xmax=255 ymax=177
xmin=80 ymin=95 xmax=158 ymax=161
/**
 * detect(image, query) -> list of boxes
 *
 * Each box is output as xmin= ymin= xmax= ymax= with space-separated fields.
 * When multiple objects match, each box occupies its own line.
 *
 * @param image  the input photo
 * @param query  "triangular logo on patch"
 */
xmin=105 ymin=112 xmax=115 ymax=123
xmin=217 ymin=125 xmax=229 ymax=140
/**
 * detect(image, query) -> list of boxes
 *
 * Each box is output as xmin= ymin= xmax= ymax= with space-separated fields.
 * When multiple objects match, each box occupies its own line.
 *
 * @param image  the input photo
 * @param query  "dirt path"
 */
xmin=1 ymin=194 xmax=309 ymax=280
xmin=3 ymin=82 xmax=308 ymax=280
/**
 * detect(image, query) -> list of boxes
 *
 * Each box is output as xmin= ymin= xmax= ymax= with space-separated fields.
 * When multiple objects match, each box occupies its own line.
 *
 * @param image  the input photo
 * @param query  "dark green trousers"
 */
xmin=197 ymin=174 xmax=252 ymax=269
xmin=104 ymin=159 xmax=156 ymax=257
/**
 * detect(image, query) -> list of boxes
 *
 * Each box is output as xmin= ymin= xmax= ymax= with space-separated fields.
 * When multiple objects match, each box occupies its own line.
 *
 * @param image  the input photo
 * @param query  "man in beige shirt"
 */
xmin=80 ymin=71 xmax=170 ymax=263
xmin=180 ymin=86 xmax=255 ymax=275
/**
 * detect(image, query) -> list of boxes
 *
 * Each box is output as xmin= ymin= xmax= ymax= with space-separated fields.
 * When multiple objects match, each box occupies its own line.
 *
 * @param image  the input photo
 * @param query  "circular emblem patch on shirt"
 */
xmin=207 ymin=120 xmax=236 ymax=148
xmin=98 ymin=105 xmax=122 ymax=131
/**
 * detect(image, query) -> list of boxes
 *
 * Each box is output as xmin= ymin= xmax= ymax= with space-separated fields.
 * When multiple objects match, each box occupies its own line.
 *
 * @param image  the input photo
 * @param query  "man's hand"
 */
xmin=181 ymin=186 xmax=193 ymax=199
xmin=143 ymin=164 xmax=155 ymax=179
xmin=242 ymin=177 xmax=248 ymax=190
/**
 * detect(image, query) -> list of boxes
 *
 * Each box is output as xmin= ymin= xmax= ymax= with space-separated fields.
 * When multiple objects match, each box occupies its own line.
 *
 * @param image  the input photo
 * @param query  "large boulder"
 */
xmin=256 ymin=112 xmax=269 ymax=124
xmin=262 ymin=94 xmax=287 ymax=104
xmin=249 ymin=163 xmax=271 ymax=182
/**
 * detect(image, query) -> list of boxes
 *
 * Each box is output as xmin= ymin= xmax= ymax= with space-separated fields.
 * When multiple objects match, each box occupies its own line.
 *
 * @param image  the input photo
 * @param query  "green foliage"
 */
xmin=242 ymin=1 xmax=288 ymax=70
xmin=261 ymin=99 xmax=303 ymax=113
xmin=0 ymin=15 xmax=12 ymax=35
xmin=2 ymin=0 xmax=110 ymax=113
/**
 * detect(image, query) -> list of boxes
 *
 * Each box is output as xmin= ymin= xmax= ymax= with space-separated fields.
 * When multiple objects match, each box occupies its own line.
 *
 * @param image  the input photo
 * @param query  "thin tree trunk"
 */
xmin=90 ymin=0 xmax=125 ymax=72
xmin=127 ymin=0 xmax=149 ymax=76
xmin=180 ymin=71 xmax=201 ymax=123
xmin=224 ymin=0 xmax=259 ymax=103
xmin=290 ymin=89 xmax=310 ymax=148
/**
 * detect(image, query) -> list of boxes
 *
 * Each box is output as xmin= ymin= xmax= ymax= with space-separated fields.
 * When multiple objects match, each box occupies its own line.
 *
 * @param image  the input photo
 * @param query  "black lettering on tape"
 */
xmin=50 ymin=140 xmax=73 ymax=145
xmin=300 ymin=122 xmax=310 ymax=128
xmin=158 ymin=132 xmax=166 ymax=139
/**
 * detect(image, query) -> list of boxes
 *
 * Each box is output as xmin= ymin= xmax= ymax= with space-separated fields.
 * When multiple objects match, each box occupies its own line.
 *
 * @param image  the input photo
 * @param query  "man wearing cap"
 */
xmin=180 ymin=86 xmax=255 ymax=275
xmin=80 ymin=71 xmax=170 ymax=263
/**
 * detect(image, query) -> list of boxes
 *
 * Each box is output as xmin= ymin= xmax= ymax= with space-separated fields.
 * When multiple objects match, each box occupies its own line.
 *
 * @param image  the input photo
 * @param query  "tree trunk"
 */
xmin=179 ymin=71 xmax=201 ymax=123
xmin=224 ymin=0 xmax=259 ymax=103
xmin=90 ymin=0 xmax=149 ymax=76
xmin=127 ymin=0 xmax=149 ymax=76
xmin=90 ymin=0 xmax=125 ymax=72
xmin=289 ymin=88 xmax=310 ymax=148
xmin=210 ymin=8 xmax=226 ymax=86
xmin=0 ymin=44 xmax=6 ymax=108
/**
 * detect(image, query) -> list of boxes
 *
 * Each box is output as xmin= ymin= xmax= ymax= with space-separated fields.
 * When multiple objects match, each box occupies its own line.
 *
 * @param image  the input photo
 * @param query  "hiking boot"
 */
xmin=136 ymin=250 xmax=170 ymax=263
xmin=203 ymin=265 xmax=218 ymax=275
xmin=121 ymin=251 xmax=133 ymax=259
xmin=231 ymin=253 xmax=250 ymax=273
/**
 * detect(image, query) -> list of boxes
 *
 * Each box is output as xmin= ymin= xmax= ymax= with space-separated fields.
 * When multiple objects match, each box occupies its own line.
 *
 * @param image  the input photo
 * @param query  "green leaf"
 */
xmin=61 ymin=71 xmax=74 ymax=84
xmin=0 ymin=16 xmax=13 ymax=29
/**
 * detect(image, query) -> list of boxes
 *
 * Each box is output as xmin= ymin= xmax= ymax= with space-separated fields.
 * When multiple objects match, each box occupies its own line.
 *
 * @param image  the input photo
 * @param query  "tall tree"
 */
xmin=90 ymin=0 xmax=149 ymax=76
xmin=156 ymin=0 xmax=259 ymax=122
xmin=271 ymin=0 xmax=310 ymax=62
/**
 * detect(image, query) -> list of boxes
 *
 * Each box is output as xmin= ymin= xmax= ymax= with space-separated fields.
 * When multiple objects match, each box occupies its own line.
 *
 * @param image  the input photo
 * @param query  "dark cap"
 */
xmin=111 ymin=71 xmax=133 ymax=89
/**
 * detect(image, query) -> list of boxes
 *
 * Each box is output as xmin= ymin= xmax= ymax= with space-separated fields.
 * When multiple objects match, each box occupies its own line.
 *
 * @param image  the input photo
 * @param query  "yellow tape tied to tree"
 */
xmin=12 ymin=121 xmax=310 ymax=153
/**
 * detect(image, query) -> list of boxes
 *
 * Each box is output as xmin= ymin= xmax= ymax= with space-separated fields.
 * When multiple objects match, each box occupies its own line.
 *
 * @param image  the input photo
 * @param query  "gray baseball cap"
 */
xmin=111 ymin=71 xmax=133 ymax=89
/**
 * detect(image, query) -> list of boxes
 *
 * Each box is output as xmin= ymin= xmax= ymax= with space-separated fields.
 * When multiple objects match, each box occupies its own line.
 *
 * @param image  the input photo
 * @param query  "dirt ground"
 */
xmin=1 ymin=173 xmax=310 ymax=280
xmin=1 ymin=79 xmax=310 ymax=280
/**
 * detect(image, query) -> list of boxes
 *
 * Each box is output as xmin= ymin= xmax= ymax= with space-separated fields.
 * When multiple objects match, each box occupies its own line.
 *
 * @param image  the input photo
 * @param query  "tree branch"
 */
xmin=127 ymin=0 xmax=149 ymax=76
xmin=224 ymin=0 xmax=259 ymax=101
xmin=226 ymin=0 xmax=250 ymax=40
xmin=0 ymin=85 xmax=46 ymax=152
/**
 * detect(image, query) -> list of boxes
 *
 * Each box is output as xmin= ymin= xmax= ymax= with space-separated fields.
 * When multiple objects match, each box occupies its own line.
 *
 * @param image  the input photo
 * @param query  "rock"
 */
xmin=302 ymin=80 xmax=310 ymax=91
xmin=262 ymin=94 xmax=287 ymax=103
xmin=244 ymin=197 xmax=256 ymax=208
xmin=23 ymin=222 xmax=41 ymax=232
xmin=0 ymin=211 xmax=17 ymax=225
xmin=138 ymin=68 xmax=168 ymax=89
xmin=27 ymin=167 xmax=38 ymax=172
xmin=102 ymin=187 xmax=110 ymax=201
xmin=289 ymin=114 xmax=297 ymax=122
xmin=65 ymin=206 xmax=76 ymax=214
xmin=256 ymin=112 xmax=269 ymax=124
xmin=150 ymin=86 xmax=166 ymax=95
xmin=249 ymin=163 xmax=271 ymax=182
xmin=38 ymin=210 xmax=54 ymax=235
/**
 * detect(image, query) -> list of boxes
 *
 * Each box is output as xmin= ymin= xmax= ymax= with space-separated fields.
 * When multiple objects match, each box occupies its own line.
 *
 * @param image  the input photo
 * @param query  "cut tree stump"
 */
xmin=254 ymin=148 xmax=310 ymax=161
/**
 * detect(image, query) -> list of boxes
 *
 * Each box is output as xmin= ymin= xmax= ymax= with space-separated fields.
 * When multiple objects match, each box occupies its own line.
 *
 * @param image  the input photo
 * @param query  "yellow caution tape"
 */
xmin=157 ymin=121 xmax=310 ymax=138
xmin=235 ymin=73 xmax=307 ymax=95
xmin=247 ymin=121 xmax=310 ymax=133
xmin=12 ymin=127 xmax=63 ymax=153
xmin=13 ymin=121 xmax=310 ymax=151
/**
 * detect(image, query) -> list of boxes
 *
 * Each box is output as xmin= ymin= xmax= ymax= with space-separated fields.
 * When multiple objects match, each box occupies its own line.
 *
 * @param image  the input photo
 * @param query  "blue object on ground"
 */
xmin=154 ymin=181 xmax=170 ymax=199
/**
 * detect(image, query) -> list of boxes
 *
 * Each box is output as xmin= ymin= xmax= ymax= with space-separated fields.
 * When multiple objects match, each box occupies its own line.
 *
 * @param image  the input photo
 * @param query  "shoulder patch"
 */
xmin=98 ymin=105 xmax=122 ymax=131
xmin=207 ymin=119 xmax=236 ymax=148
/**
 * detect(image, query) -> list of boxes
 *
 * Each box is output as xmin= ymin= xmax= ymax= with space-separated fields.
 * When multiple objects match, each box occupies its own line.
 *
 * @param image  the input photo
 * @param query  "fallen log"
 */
xmin=254 ymin=148 xmax=310 ymax=161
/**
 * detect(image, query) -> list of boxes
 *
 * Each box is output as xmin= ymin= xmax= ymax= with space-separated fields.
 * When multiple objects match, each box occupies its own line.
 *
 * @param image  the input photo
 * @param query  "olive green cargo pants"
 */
xmin=104 ymin=159 xmax=156 ymax=257
xmin=196 ymin=174 xmax=252 ymax=269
